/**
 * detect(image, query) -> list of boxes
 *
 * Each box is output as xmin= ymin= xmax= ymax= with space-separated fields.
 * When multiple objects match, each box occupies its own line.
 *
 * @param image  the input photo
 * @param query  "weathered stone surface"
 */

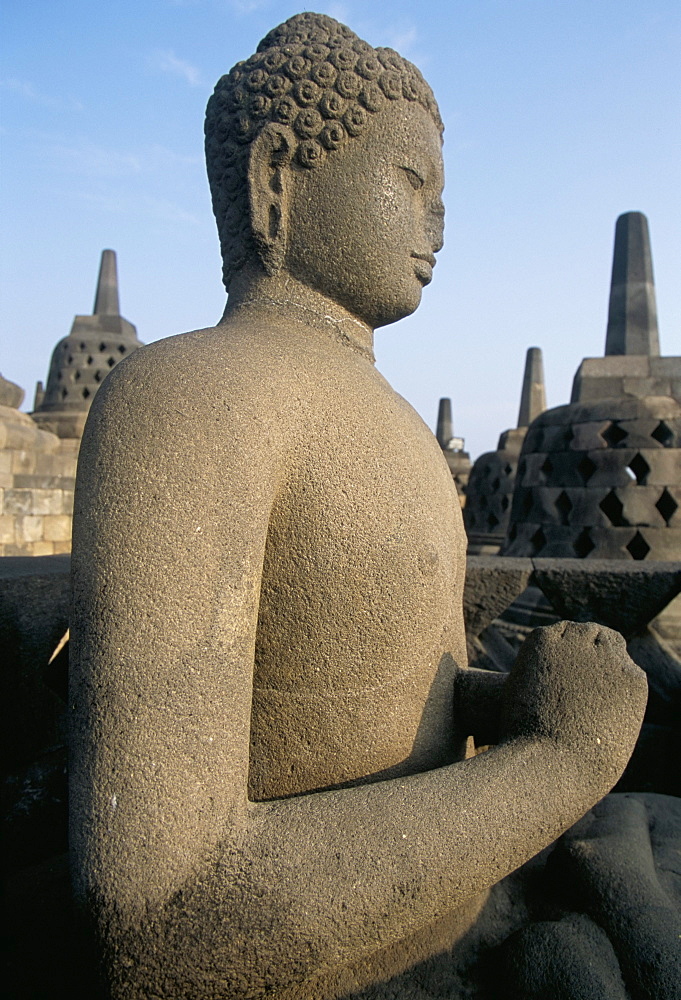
xmin=67 ymin=14 xmax=657 ymax=1000
xmin=517 ymin=346 xmax=546 ymax=427
xmin=465 ymin=348 xmax=546 ymax=553
xmin=531 ymin=558 xmax=681 ymax=638
xmin=504 ymin=395 xmax=681 ymax=560
xmin=0 ymin=373 xmax=25 ymax=409
xmin=435 ymin=397 xmax=471 ymax=502
xmin=32 ymin=249 xmax=143 ymax=440
xmin=464 ymin=556 xmax=533 ymax=638
xmin=604 ymin=212 xmax=659 ymax=357
xmin=547 ymin=794 xmax=681 ymax=1000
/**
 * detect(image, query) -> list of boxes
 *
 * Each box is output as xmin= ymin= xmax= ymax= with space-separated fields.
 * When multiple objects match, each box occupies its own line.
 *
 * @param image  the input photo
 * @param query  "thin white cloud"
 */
xmin=77 ymin=190 xmax=202 ymax=226
xmin=1 ymin=77 xmax=83 ymax=112
xmin=385 ymin=24 xmax=418 ymax=56
xmin=151 ymin=49 xmax=204 ymax=87
xmin=229 ymin=0 xmax=270 ymax=12
xmin=319 ymin=3 xmax=350 ymax=24
xmin=44 ymin=138 xmax=201 ymax=179
xmin=50 ymin=140 xmax=143 ymax=178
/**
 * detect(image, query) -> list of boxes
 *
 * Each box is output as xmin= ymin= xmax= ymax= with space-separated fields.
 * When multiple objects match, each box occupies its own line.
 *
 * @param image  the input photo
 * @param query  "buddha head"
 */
xmin=205 ymin=12 xmax=445 ymax=327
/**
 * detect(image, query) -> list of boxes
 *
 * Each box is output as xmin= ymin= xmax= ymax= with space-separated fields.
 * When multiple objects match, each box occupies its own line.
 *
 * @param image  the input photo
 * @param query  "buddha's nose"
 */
xmin=428 ymin=201 xmax=445 ymax=254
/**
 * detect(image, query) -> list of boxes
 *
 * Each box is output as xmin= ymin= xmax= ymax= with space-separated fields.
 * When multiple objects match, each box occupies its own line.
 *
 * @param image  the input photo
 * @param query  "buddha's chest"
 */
xmin=249 ymin=391 xmax=468 ymax=798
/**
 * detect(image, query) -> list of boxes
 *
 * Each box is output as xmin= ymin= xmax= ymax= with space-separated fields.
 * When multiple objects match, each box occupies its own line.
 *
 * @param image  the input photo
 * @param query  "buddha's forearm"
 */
xmin=148 ymin=736 xmax=614 ymax=997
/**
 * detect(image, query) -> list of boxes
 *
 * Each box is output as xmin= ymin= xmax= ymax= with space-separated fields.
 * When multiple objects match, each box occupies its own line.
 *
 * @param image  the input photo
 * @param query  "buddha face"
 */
xmin=284 ymin=100 xmax=444 ymax=329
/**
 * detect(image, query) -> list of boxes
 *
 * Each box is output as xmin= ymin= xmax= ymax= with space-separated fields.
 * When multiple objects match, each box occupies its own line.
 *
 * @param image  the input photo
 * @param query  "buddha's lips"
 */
xmin=412 ymin=253 xmax=436 ymax=284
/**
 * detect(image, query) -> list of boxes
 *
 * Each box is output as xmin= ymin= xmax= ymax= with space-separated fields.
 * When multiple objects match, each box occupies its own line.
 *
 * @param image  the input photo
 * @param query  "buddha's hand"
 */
xmin=499 ymin=622 xmax=647 ymax=782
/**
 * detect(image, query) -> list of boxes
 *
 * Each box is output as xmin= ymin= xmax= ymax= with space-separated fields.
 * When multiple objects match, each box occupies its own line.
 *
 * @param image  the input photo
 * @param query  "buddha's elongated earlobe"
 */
xmin=247 ymin=123 xmax=295 ymax=275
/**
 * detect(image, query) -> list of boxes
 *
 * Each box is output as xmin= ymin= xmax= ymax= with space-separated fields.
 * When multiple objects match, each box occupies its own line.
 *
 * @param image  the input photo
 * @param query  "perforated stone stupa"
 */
xmin=32 ymin=250 xmax=143 ymax=440
xmin=435 ymin=397 xmax=471 ymax=504
xmin=464 ymin=347 xmax=546 ymax=554
xmin=503 ymin=213 xmax=681 ymax=561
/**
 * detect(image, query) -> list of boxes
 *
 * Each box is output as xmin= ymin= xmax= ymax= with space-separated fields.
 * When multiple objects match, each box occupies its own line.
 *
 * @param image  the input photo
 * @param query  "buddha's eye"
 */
xmin=402 ymin=167 xmax=424 ymax=190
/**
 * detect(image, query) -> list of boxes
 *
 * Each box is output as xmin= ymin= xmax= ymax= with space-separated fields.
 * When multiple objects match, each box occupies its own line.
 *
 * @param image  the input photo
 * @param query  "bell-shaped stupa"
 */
xmin=464 ymin=347 xmax=546 ymax=554
xmin=503 ymin=212 xmax=681 ymax=561
xmin=32 ymin=250 xmax=143 ymax=439
xmin=435 ymin=398 xmax=472 ymax=505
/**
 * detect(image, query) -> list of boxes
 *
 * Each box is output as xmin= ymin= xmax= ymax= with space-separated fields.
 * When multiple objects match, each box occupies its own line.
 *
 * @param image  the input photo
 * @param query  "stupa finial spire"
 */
xmin=605 ymin=212 xmax=659 ymax=356
xmin=517 ymin=347 xmax=546 ymax=427
xmin=93 ymin=249 xmax=120 ymax=316
xmin=436 ymin=398 xmax=454 ymax=448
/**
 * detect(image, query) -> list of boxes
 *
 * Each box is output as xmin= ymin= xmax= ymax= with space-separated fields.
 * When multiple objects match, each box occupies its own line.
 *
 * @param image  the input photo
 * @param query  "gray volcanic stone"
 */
xmin=517 ymin=346 xmax=546 ymax=428
xmin=503 ymin=396 xmax=681 ymax=561
xmin=465 ymin=348 xmax=546 ymax=553
xmin=32 ymin=250 xmax=143 ymax=440
xmin=435 ymin=397 xmax=472 ymax=498
xmin=531 ymin=558 xmax=681 ymax=638
xmin=463 ymin=556 xmax=533 ymax=638
xmin=69 ymin=13 xmax=652 ymax=1000
xmin=0 ymin=373 xmax=25 ymax=409
xmin=605 ymin=212 xmax=659 ymax=357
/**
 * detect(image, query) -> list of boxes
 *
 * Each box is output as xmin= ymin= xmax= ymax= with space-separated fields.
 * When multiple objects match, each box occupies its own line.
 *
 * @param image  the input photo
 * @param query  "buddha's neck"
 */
xmin=222 ymin=269 xmax=376 ymax=363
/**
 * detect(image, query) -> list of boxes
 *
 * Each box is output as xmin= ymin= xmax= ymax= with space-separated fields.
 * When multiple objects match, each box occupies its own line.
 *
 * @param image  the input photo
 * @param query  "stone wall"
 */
xmin=0 ymin=405 xmax=78 ymax=556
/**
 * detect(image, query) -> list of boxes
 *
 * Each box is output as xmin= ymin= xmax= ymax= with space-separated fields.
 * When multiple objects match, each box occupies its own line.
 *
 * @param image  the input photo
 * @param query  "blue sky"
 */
xmin=2 ymin=0 xmax=679 ymax=459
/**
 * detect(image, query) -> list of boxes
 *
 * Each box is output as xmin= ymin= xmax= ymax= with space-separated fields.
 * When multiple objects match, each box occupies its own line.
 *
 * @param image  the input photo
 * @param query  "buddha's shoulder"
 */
xmin=100 ymin=322 xmax=312 ymax=404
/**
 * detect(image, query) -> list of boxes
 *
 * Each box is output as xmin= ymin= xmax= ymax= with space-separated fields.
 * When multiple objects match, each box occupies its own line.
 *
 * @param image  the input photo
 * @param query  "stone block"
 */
xmin=15 ymin=516 xmax=44 ymax=543
xmin=31 ymin=490 xmax=64 ymax=515
xmin=31 ymin=541 xmax=55 ymax=556
xmin=502 ymin=521 xmax=555 ymax=557
xmin=11 ymin=449 xmax=36 ymax=476
xmin=580 ymin=356 xmax=651 ymax=378
xmin=650 ymin=357 xmax=681 ymax=378
xmin=42 ymin=516 xmax=72 ymax=542
xmin=34 ymin=429 xmax=60 ymax=453
xmin=642 ymin=449 xmax=681 ymax=485
xmin=2 ymin=543 xmax=31 ymax=556
xmin=618 ymin=486 xmax=674 ymax=528
xmin=463 ymin=556 xmax=533 ymax=637
xmin=572 ymin=376 xmax=625 ymax=403
xmin=531 ymin=558 xmax=681 ymax=637
xmin=574 ymin=449 xmax=649 ymax=489
xmin=537 ymin=487 xmax=612 ymax=529
xmin=608 ymin=417 xmax=678 ymax=450
xmin=3 ymin=489 xmax=33 ymax=515
xmin=642 ymin=527 xmax=681 ymax=560
xmin=51 ymin=540 xmax=72 ymax=554
xmin=61 ymin=491 xmax=75 ymax=515
xmin=569 ymin=421 xmax=611 ymax=451
xmin=622 ymin=377 xmax=669 ymax=397
xmin=33 ymin=453 xmax=76 ymax=477
xmin=515 ymin=452 xmax=552 ymax=488
xmin=3 ymin=422 xmax=40 ymax=452
xmin=13 ymin=474 xmax=73 ymax=490
xmin=0 ymin=514 xmax=15 ymax=544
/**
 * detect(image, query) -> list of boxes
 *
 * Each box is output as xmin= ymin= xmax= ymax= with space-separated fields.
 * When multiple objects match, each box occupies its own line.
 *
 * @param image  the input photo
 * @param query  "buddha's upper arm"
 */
xmin=70 ymin=348 xmax=285 ymax=911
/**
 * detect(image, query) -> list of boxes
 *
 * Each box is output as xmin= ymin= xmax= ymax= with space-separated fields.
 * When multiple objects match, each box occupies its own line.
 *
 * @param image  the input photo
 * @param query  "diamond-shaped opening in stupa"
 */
xmin=601 ymin=422 xmax=628 ymax=447
xmin=626 ymin=531 xmax=650 ymax=561
xmin=599 ymin=490 xmax=626 ymax=527
xmin=627 ymin=453 xmax=650 ymax=485
xmin=655 ymin=488 xmax=678 ymax=525
xmin=573 ymin=528 xmax=595 ymax=558
xmin=555 ymin=491 xmax=573 ymax=526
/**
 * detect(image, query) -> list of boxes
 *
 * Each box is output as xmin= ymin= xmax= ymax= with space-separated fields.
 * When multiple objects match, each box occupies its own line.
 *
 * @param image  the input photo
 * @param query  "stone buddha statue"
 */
xmin=69 ymin=13 xmax=650 ymax=999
